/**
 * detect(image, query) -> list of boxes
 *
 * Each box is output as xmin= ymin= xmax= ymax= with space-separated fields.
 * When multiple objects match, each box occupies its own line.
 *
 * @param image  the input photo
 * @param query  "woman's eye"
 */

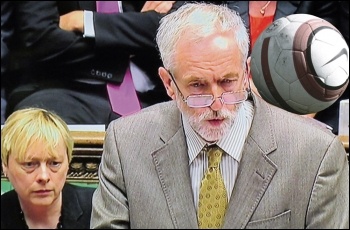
xmin=49 ymin=161 xmax=62 ymax=167
xmin=22 ymin=162 xmax=38 ymax=169
xmin=23 ymin=162 xmax=37 ymax=168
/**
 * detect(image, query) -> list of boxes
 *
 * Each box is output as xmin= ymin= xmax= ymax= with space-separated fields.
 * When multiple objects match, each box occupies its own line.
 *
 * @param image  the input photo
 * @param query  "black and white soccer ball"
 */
xmin=250 ymin=14 xmax=349 ymax=114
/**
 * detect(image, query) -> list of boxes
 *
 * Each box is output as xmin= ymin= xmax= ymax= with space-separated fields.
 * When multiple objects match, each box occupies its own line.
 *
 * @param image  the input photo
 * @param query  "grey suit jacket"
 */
xmin=91 ymin=93 xmax=349 ymax=229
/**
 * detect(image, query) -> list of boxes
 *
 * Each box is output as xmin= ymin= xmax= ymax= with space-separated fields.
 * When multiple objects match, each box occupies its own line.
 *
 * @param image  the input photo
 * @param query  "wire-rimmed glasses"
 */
xmin=168 ymin=71 xmax=248 ymax=108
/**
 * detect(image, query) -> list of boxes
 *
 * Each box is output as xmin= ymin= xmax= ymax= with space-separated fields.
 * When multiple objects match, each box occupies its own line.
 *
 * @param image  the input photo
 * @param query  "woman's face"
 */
xmin=3 ymin=139 xmax=69 ymax=207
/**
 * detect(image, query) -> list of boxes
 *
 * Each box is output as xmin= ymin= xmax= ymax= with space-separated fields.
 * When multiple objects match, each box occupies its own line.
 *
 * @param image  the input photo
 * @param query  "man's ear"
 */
xmin=246 ymin=56 xmax=261 ymax=96
xmin=159 ymin=67 xmax=176 ymax=100
xmin=246 ymin=56 xmax=251 ymax=76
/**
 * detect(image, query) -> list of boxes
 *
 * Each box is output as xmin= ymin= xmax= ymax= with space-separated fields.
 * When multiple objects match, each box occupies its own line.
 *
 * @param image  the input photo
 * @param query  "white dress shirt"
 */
xmin=183 ymin=100 xmax=254 ymax=209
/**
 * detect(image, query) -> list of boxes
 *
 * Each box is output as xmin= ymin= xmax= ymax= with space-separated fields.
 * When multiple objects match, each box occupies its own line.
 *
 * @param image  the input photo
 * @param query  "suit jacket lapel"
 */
xmin=152 ymin=115 xmax=198 ymax=229
xmin=151 ymin=96 xmax=279 ymax=228
xmin=223 ymin=94 xmax=278 ymax=229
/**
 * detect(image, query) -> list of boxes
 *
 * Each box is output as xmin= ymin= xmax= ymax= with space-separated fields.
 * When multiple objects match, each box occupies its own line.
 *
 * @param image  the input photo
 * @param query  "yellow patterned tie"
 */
xmin=198 ymin=145 xmax=228 ymax=229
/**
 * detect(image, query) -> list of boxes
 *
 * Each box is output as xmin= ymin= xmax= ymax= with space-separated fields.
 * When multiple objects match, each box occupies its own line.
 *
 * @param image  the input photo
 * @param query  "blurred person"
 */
xmin=226 ymin=1 xmax=345 ymax=130
xmin=1 ymin=91 xmax=6 ymax=124
xmin=1 ymin=108 xmax=95 ymax=229
xmin=1 ymin=1 xmax=13 ymax=76
xmin=90 ymin=2 xmax=349 ymax=229
xmin=337 ymin=1 xmax=349 ymax=45
xmin=1 ymin=1 xmax=15 ymax=124
xmin=4 ymin=1 xmax=181 ymax=126
xmin=226 ymin=1 xmax=339 ymax=52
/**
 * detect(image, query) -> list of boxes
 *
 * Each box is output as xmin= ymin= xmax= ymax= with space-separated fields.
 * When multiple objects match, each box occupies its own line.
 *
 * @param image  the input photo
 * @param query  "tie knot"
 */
xmin=207 ymin=146 xmax=223 ymax=169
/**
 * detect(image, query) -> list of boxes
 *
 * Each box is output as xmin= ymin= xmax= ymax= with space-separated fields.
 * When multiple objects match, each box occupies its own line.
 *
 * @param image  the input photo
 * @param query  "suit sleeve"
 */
xmin=93 ymin=11 xmax=160 ymax=54
xmin=13 ymin=1 xmax=95 ymax=66
xmin=1 ymin=1 xmax=14 ymax=75
xmin=91 ymin=121 xmax=129 ymax=228
xmin=92 ymin=2 xmax=185 ymax=54
xmin=306 ymin=136 xmax=349 ymax=228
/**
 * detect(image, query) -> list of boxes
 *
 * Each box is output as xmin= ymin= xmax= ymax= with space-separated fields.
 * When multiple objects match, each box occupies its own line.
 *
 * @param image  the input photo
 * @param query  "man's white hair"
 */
xmin=156 ymin=2 xmax=250 ymax=73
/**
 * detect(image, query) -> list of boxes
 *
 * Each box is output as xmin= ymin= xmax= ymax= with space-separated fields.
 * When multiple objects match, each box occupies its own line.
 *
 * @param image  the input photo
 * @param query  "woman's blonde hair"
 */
xmin=1 ymin=108 xmax=74 ymax=166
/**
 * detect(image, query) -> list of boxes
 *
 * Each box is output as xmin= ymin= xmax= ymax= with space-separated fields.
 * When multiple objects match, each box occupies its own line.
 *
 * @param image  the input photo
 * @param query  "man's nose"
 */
xmin=209 ymin=86 xmax=224 ymax=111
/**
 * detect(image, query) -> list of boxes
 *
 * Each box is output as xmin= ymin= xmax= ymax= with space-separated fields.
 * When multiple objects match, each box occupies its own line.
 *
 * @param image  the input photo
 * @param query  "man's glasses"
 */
xmin=168 ymin=71 xmax=248 ymax=108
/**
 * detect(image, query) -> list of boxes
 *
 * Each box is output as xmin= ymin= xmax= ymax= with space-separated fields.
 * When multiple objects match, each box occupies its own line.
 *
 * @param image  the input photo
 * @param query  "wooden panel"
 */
xmin=67 ymin=131 xmax=105 ymax=182
xmin=71 ymin=131 xmax=105 ymax=145
xmin=339 ymin=135 xmax=349 ymax=162
xmin=339 ymin=135 xmax=349 ymax=152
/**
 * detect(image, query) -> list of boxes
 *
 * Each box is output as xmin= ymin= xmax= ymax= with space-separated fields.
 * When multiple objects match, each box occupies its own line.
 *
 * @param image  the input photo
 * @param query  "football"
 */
xmin=250 ymin=14 xmax=349 ymax=114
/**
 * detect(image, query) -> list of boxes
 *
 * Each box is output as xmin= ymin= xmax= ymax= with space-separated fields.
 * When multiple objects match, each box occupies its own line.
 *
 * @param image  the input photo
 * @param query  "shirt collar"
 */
xmin=183 ymin=100 xmax=254 ymax=164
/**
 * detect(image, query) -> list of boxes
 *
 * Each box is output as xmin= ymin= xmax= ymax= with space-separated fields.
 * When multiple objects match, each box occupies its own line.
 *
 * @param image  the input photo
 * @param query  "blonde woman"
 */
xmin=1 ymin=108 xmax=95 ymax=229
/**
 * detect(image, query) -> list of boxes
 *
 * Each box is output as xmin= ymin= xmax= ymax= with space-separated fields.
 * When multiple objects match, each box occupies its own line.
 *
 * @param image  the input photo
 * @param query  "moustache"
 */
xmin=198 ymin=108 xmax=234 ymax=120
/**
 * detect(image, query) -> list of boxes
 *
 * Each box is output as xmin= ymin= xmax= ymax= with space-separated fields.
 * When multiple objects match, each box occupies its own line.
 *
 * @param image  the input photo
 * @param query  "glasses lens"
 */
xmin=222 ymin=91 xmax=247 ymax=104
xmin=186 ymin=95 xmax=214 ymax=108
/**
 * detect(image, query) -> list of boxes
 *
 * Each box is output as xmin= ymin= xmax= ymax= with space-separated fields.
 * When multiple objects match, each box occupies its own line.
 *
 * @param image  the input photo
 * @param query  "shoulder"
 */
xmin=63 ymin=183 xmax=95 ymax=198
xmin=253 ymin=94 xmax=336 ymax=141
xmin=253 ymin=96 xmax=347 ymax=170
xmin=271 ymin=103 xmax=334 ymax=136
xmin=1 ymin=190 xmax=23 ymax=228
xmin=61 ymin=183 xmax=95 ymax=228
xmin=62 ymin=183 xmax=95 ymax=210
xmin=108 ymin=101 xmax=179 ymax=130
xmin=1 ymin=189 xmax=18 ymax=206
xmin=104 ymin=101 xmax=181 ymax=151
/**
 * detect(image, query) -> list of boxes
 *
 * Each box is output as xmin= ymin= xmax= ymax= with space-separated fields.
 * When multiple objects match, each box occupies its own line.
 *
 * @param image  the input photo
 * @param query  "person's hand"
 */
xmin=141 ymin=1 xmax=175 ymax=13
xmin=59 ymin=11 xmax=84 ymax=33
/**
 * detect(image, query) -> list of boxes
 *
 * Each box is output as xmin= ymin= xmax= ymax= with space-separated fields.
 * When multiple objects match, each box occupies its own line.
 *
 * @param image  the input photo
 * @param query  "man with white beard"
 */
xmin=91 ymin=3 xmax=349 ymax=229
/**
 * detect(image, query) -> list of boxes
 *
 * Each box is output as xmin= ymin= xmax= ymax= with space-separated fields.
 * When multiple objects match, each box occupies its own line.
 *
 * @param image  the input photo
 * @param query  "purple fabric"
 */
xmin=96 ymin=1 xmax=119 ymax=13
xmin=97 ymin=1 xmax=141 ymax=116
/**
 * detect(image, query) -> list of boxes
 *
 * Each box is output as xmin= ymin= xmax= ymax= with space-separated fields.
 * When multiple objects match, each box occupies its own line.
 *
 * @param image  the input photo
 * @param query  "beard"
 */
xmin=176 ymin=96 xmax=239 ymax=143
